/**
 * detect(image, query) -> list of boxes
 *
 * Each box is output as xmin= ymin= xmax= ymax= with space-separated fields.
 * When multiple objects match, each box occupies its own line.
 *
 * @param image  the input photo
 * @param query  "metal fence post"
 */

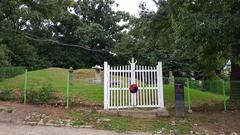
xmin=24 ymin=69 xmax=28 ymax=104
xmin=187 ymin=78 xmax=192 ymax=112
xmin=66 ymin=71 xmax=70 ymax=108
xmin=222 ymin=80 xmax=227 ymax=111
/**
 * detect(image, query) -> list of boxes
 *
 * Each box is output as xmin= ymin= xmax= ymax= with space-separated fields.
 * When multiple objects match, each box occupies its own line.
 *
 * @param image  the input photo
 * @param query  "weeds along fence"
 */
xmin=0 ymin=66 xmax=234 ymax=111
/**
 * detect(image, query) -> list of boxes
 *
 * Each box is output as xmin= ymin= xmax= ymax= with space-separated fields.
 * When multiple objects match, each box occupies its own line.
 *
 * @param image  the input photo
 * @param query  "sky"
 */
xmin=113 ymin=0 xmax=158 ymax=16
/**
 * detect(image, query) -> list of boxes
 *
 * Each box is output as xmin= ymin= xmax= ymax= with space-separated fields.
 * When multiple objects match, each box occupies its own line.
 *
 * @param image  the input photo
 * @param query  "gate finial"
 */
xmin=129 ymin=57 xmax=137 ymax=64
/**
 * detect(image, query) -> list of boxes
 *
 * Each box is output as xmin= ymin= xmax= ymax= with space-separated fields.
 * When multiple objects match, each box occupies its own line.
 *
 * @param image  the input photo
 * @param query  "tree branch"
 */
xmin=152 ymin=0 xmax=159 ymax=6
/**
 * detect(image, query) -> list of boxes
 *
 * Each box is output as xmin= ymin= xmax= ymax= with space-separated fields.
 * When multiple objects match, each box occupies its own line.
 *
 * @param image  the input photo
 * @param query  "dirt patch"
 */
xmin=0 ymin=101 xmax=69 ymax=124
xmin=190 ymin=111 xmax=240 ymax=134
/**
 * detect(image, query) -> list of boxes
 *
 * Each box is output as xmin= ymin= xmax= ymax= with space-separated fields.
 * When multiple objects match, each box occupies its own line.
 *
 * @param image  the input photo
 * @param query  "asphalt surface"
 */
xmin=0 ymin=123 xmax=151 ymax=135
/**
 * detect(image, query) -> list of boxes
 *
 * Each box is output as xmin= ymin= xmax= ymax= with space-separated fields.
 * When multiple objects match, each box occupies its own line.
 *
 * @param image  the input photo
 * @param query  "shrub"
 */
xmin=0 ymin=89 xmax=15 ymax=101
xmin=27 ymin=84 xmax=57 ymax=104
xmin=0 ymin=67 xmax=25 ymax=80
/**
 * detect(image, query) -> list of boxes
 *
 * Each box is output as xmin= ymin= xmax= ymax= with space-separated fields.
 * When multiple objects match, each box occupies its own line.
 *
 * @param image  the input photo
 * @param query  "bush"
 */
xmin=189 ymin=80 xmax=204 ymax=90
xmin=0 ymin=89 xmax=15 ymax=101
xmin=202 ymin=80 xmax=222 ymax=94
xmin=0 ymin=67 xmax=25 ymax=80
xmin=27 ymin=84 xmax=57 ymax=104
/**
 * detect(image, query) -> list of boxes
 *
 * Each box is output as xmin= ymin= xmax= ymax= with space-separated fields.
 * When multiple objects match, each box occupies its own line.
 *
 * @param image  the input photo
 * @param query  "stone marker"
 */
xmin=169 ymin=71 xmax=175 ymax=84
xmin=92 ymin=65 xmax=103 ymax=84
xmin=175 ymin=81 xmax=185 ymax=117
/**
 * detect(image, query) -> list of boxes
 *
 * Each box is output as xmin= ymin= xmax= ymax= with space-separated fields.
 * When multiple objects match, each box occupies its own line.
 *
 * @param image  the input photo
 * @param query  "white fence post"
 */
xmin=129 ymin=58 xmax=137 ymax=106
xmin=104 ymin=61 xmax=108 ymax=109
xmin=157 ymin=62 xmax=165 ymax=108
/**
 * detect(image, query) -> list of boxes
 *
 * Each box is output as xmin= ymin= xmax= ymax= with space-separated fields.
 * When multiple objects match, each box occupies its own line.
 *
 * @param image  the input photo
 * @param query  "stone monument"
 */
xmin=169 ymin=71 xmax=175 ymax=84
xmin=92 ymin=65 xmax=103 ymax=84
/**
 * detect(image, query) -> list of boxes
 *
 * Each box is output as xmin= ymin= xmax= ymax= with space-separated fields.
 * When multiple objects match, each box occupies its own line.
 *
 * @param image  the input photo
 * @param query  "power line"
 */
xmin=24 ymin=35 xmax=106 ymax=52
xmin=0 ymin=27 xmax=108 ymax=53
xmin=0 ymin=27 xmax=134 ymax=56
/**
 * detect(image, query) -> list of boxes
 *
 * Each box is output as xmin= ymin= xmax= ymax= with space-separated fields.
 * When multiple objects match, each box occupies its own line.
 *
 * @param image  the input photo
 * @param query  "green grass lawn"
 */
xmin=0 ymin=68 xmax=226 ymax=107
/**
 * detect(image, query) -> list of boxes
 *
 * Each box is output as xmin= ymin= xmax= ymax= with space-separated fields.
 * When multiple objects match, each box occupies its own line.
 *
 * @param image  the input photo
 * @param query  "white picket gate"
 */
xmin=104 ymin=58 xmax=164 ymax=109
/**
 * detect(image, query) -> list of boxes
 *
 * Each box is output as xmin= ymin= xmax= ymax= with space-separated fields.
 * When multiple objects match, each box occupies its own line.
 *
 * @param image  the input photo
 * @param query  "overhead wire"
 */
xmin=0 ymin=26 xmax=109 ymax=53
xmin=0 ymin=26 xmax=136 ymax=56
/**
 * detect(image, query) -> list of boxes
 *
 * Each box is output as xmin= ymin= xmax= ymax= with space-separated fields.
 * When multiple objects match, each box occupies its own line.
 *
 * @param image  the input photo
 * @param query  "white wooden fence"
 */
xmin=104 ymin=58 xmax=164 ymax=109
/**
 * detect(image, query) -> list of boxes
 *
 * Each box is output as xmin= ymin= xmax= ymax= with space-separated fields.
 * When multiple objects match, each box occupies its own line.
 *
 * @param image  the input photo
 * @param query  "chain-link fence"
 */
xmin=0 ymin=67 xmax=236 ymax=111
xmin=163 ymin=77 xmax=228 ymax=111
xmin=0 ymin=67 xmax=25 ymax=102
xmin=69 ymin=69 xmax=103 ymax=107
xmin=25 ymin=68 xmax=68 ymax=106
xmin=0 ymin=67 xmax=104 ymax=108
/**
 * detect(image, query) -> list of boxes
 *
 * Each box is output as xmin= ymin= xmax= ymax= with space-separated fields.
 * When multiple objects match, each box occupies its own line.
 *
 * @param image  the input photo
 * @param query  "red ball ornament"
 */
xmin=129 ymin=84 xmax=138 ymax=93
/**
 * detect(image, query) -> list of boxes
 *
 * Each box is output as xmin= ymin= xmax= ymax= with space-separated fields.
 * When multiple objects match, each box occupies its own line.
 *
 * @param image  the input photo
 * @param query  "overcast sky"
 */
xmin=113 ymin=0 xmax=157 ymax=16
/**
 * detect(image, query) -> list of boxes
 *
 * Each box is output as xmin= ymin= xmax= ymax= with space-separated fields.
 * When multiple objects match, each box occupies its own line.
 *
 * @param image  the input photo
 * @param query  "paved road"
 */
xmin=0 ymin=123 xmax=151 ymax=135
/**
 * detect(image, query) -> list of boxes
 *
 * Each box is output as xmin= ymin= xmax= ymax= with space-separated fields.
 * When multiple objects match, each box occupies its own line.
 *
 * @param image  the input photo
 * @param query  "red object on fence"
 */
xmin=129 ymin=84 xmax=138 ymax=93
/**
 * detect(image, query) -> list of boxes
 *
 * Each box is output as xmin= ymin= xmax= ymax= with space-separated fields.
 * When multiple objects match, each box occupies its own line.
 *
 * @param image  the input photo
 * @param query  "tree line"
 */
xmin=0 ymin=0 xmax=240 ymax=101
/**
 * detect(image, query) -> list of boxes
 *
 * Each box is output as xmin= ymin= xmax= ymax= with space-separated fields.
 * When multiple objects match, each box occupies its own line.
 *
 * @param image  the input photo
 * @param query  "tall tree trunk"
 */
xmin=230 ymin=35 xmax=240 ymax=101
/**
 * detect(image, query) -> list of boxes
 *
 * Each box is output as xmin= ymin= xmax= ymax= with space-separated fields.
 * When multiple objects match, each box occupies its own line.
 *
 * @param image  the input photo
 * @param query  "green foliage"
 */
xmin=114 ymin=3 xmax=195 ymax=78
xmin=151 ymin=0 xmax=240 ymax=100
xmin=0 ymin=0 xmax=130 ymax=69
xmin=0 ymin=67 xmax=25 ymax=80
xmin=0 ymin=89 xmax=15 ymax=101
xmin=0 ymin=0 xmax=239 ymax=99
xmin=0 ymin=39 xmax=10 ymax=66
xmin=115 ymin=16 xmax=157 ymax=64
xmin=27 ymin=84 xmax=57 ymax=104
xmin=166 ymin=77 xmax=228 ymax=95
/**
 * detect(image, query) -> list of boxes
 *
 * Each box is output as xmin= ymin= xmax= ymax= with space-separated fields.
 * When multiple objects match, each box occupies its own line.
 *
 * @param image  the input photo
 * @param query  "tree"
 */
xmin=49 ymin=0 xmax=130 ymax=66
xmin=152 ymin=0 xmax=240 ymax=101
xmin=229 ymin=1 xmax=240 ymax=101
xmin=0 ymin=0 xmax=73 ymax=69
xmin=0 ymin=39 xmax=10 ymax=66
xmin=73 ymin=0 xmax=129 ymax=49
xmin=115 ymin=2 xmax=197 ymax=77
xmin=0 ymin=0 xmax=130 ymax=68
